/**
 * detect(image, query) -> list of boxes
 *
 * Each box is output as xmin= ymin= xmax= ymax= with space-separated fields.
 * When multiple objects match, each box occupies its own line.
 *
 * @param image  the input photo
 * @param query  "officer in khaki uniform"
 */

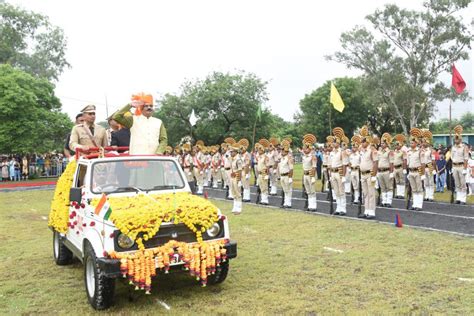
xmin=211 ymin=146 xmax=222 ymax=188
xmin=256 ymin=141 xmax=270 ymax=205
xmin=358 ymin=127 xmax=378 ymax=219
xmin=267 ymin=143 xmax=278 ymax=195
xmin=238 ymin=139 xmax=252 ymax=202
xmin=451 ymin=125 xmax=469 ymax=204
xmin=420 ymin=130 xmax=435 ymax=201
xmin=329 ymin=128 xmax=348 ymax=215
xmin=69 ymin=105 xmax=108 ymax=152
xmin=302 ymin=134 xmax=318 ymax=212
xmin=377 ymin=133 xmax=395 ymax=207
xmin=193 ymin=143 xmax=205 ymax=195
xmin=278 ymin=140 xmax=294 ymax=208
xmin=349 ymin=135 xmax=361 ymax=204
xmin=341 ymin=137 xmax=352 ymax=194
xmin=229 ymin=145 xmax=243 ymax=214
xmin=404 ymin=128 xmax=426 ymax=211
xmin=393 ymin=134 xmax=407 ymax=198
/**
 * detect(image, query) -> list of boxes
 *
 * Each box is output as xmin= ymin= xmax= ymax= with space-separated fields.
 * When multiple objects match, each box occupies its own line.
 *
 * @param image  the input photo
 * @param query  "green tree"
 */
xmin=327 ymin=0 xmax=473 ymax=134
xmin=0 ymin=64 xmax=73 ymax=153
xmin=156 ymin=71 xmax=272 ymax=146
xmin=0 ymin=2 xmax=70 ymax=81
xmin=295 ymin=77 xmax=374 ymax=140
xmin=430 ymin=112 xmax=474 ymax=133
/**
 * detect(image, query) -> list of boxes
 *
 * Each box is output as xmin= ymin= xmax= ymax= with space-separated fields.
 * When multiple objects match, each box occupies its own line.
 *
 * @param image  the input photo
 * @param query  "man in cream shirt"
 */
xmin=113 ymin=93 xmax=167 ymax=155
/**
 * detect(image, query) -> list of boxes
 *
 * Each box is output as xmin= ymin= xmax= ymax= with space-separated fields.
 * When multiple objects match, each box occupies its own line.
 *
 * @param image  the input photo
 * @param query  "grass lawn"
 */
xmin=1 ymin=190 xmax=473 ymax=314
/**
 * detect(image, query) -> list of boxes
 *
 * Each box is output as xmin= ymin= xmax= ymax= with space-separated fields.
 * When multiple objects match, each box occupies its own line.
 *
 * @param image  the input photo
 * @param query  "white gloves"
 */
xmin=370 ymin=176 xmax=377 ymax=183
xmin=311 ymin=177 xmax=316 ymax=184
xmin=273 ymin=169 xmax=277 ymax=175
xmin=264 ymin=175 xmax=269 ymax=180
xmin=187 ymin=172 xmax=192 ymax=176
xmin=420 ymin=175 xmax=426 ymax=181
xmin=389 ymin=173 xmax=394 ymax=179
xmin=462 ymin=169 xmax=467 ymax=175
xmin=341 ymin=177 xmax=346 ymax=183
xmin=245 ymin=173 xmax=250 ymax=180
xmin=288 ymin=178 xmax=293 ymax=184
xmin=200 ymin=171 xmax=203 ymax=175
xmin=238 ymin=181 xmax=242 ymax=187
xmin=402 ymin=169 xmax=407 ymax=175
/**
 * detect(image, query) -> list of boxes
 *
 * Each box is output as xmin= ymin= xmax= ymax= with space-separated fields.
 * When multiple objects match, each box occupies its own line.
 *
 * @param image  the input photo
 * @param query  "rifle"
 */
xmin=377 ymin=180 xmax=382 ymax=206
xmin=327 ymin=169 xmax=334 ymax=214
xmin=281 ymin=188 xmax=285 ymax=208
xmin=321 ymin=168 xmax=326 ymax=193
xmin=350 ymin=177 xmax=354 ymax=204
xmin=256 ymin=184 xmax=261 ymax=204
xmin=357 ymin=168 xmax=362 ymax=216
xmin=302 ymin=174 xmax=308 ymax=210
xmin=406 ymin=170 xmax=412 ymax=210
xmin=450 ymin=170 xmax=455 ymax=203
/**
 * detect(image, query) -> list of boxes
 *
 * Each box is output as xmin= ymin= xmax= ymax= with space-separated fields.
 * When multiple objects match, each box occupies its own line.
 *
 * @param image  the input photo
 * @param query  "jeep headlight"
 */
xmin=117 ymin=233 xmax=135 ymax=249
xmin=206 ymin=223 xmax=221 ymax=238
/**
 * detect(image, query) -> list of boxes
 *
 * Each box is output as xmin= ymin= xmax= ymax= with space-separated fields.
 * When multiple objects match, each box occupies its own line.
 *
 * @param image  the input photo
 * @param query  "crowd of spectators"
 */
xmin=0 ymin=154 xmax=68 ymax=181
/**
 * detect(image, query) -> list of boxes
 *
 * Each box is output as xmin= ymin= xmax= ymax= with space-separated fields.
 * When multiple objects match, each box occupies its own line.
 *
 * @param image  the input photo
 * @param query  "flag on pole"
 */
xmin=330 ymin=82 xmax=345 ymax=113
xmin=256 ymin=104 xmax=262 ymax=121
xmin=94 ymin=193 xmax=112 ymax=220
xmin=451 ymin=64 xmax=466 ymax=94
xmin=189 ymin=109 xmax=198 ymax=126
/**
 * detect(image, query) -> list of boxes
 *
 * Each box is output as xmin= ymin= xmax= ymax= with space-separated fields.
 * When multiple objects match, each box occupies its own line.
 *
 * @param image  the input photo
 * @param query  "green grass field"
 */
xmin=1 ymin=190 xmax=473 ymax=314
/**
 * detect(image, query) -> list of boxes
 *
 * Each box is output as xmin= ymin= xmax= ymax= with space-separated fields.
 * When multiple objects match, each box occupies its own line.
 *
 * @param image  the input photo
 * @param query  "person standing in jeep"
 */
xmin=113 ymin=93 xmax=168 ymax=155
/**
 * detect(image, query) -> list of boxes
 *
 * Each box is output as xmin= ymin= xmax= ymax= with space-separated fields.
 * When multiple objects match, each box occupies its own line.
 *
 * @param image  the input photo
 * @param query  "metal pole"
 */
xmin=105 ymin=94 xmax=109 ymax=119
xmin=449 ymin=98 xmax=452 ymax=147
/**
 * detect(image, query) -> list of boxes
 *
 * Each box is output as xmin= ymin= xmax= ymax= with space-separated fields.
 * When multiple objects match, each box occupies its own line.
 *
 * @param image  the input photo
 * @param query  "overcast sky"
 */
xmin=10 ymin=0 xmax=474 ymax=123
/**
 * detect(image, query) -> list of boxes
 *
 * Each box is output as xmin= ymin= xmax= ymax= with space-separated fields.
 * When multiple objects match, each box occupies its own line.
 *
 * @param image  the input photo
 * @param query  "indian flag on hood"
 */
xmin=94 ymin=193 xmax=112 ymax=220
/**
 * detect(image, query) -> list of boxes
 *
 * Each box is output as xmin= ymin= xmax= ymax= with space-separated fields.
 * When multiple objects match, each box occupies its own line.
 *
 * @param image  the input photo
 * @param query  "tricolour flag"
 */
xmin=451 ymin=64 xmax=466 ymax=94
xmin=330 ymin=82 xmax=345 ymax=113
xmin=94 ymin=193 xmax=112 ymax=220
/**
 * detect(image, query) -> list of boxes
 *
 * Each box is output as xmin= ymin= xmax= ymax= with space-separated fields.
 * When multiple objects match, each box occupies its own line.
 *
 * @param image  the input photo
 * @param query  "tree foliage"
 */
xmin=0 ymin=64 xmax=73 ymax=153
xmin=156 ymin=71 xmax=289 ymax=146
xmin=429 ymin=112 xmax=474 ymax=133
xmin=295 ymin=77 xmax=374 ymax=140
xmin=327 ymin=0 xmax=473 ymax=134
xmin=0 ymin=2 xmax=70 ymax=81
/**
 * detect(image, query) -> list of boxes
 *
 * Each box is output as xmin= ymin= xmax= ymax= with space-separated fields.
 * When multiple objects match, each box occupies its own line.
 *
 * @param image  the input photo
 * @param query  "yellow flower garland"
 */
xmin=109 ymin=239 xmax=228 ymax=292
xmin=48 ymin=160 xmax=77 ymax=233
xmin=91 ymin=192 xmax=220 ymax=249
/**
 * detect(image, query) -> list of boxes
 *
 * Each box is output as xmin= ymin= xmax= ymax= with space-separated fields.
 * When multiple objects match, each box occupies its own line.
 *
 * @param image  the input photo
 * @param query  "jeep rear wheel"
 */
xmin=53 ymin=231 xmax=72 ymax=265
xmin=84 ymin=243 xmax=115 ymax=310
xmin=207 ymin=260 xmax=229 ymax=285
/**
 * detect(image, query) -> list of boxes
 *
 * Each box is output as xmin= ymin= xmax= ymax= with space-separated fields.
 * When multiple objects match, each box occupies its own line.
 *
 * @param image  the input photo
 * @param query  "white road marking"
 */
xmin=323 ymin=247 xmax=344 ymax=253
xmin=41 ymin=216 xmax=48 ymax=220
xmin=156 ymin=299 xmax=171 ymax=310
xmin=458 ymin=278 xmax=474 ymax=282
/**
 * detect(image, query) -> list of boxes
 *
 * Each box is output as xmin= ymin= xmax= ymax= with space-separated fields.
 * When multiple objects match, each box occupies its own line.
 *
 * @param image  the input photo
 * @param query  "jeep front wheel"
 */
xmin=53 ymin=231 xmax=72 ymax=265
xmin=207 ymin=260 xmax=229 ymax=285
xmin=84 ymin=243 xmax=115 ymax=310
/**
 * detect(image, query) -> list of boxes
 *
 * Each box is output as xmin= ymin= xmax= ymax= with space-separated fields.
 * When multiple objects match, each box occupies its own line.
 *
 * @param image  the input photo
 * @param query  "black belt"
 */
xmin=453 ymin=162 xmax=464 ymax=166
xmin=361 ymin=170 xmax=371 ymax=175
xmin=330 ymin=167 xmax=341 ymax=173
xmin=394 ymin=164 xmax=402 ymax=169
xmin=281 ymin=172 xmax=289 ymax=176
xmin=304 ymin=171 xmax=312 ymax=175
xmin=225 ymin=167 xmax=231 ymax=170
xmin=378 ymin=167 xmax=390 ymax=172
xmin=351 ymin=166 xmax=359 ymax=170
xmin=409 ymin=168 xmax=419 ymax=172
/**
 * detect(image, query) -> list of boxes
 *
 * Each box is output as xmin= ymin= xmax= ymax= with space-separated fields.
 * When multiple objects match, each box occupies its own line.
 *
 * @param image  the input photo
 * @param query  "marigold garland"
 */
xmin=109 ymin=239 xmax=228 ymax=292
xmin=48 ymin=160 xmax=77 ymax=233
xmin=90 ymin=192 xmax=219 ymax=249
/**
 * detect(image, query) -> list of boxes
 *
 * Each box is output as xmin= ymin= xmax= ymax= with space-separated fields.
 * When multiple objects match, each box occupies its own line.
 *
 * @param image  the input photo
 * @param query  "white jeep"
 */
xmin=51 ymin=152 xmax=237 ymax=310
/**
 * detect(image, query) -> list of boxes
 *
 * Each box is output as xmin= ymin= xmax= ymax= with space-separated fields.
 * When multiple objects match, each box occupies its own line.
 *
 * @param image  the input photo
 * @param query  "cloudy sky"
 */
xmin=10 ymin=0 xmax=474 ymax=122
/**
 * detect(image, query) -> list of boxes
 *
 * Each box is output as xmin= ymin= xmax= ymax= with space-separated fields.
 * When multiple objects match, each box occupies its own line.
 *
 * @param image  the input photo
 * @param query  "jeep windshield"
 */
xmin=91 ymin=159 xmax=185 ymax=194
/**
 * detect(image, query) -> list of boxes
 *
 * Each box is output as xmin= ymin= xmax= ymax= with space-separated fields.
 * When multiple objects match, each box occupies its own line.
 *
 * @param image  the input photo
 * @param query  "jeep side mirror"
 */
xmin=70 ymin=187 xmax=82 ymax=204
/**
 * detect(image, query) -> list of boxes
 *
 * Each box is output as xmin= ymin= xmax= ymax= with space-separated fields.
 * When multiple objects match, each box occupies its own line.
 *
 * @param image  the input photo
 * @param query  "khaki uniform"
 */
xmin=377 ymin=147 xmax=394 ymax=206
xmin=223 ymin=151 xmax=232 ymax=198
xmin=422 ymin=147 xmax=435 ymax=200
xmin=349 ymin=150 xmax=361 ymax=203
xmin=182 ymin=153 xmax=194 ymax=182
xmin=268 ymin=150 xmax=278 ymax=195
xmin=230 ymin=155 xmax=243 ymax=214
xmin=406 ymin=146 xmax=425 ymax=209
xmin=393 ymin=149 xmax=405 ymax=198
xmin=329 ymin=147 xmax=347 ymax=214
xmin=343 ymin=148 xmax=352 ymax=193
xmin=193 ymin=151 xmax=205 ymax=194
xmin=451 ymin=143 xmax=469 ymax=203
xmin=360 ymin=146 xmax=378 ymax=217
xmin=257 ymin=154 xmax=269 ymax=204
xmin=278 ymin=154 xmax=294 ymax=207
xmin=302 ymin=152 xmax=317 ymax=210
xmin=211 ymin=152 xmax=222 ymax=188
xmin=69 ymin=124 xmax=108 ymax=152
xmin=241 ymin=151 xmax=252 ymax=201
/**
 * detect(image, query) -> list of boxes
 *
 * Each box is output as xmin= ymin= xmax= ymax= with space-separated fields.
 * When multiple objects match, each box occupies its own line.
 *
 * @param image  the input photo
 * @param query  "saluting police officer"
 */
xmin=69 ymin=105 xmax=108 ymax=152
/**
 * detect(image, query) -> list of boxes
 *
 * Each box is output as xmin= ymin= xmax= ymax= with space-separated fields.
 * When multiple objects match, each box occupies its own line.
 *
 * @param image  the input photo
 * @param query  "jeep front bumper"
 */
xmin=98 ymin=240 xmax=238 ymax=278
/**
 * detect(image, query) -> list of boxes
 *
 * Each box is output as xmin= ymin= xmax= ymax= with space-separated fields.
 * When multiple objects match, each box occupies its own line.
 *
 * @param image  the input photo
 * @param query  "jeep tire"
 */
xmin=53 ymin=231 xmax=73 ymax=265
xmin=84 ymin=243 xmax=115 ymax=310
xmin=207 ymin=260 xmax=229 ymax=285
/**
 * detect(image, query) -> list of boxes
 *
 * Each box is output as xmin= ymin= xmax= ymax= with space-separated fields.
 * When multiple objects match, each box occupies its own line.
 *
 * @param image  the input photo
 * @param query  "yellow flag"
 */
xmin=330 ymin=82 xmax=345 ymax=113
